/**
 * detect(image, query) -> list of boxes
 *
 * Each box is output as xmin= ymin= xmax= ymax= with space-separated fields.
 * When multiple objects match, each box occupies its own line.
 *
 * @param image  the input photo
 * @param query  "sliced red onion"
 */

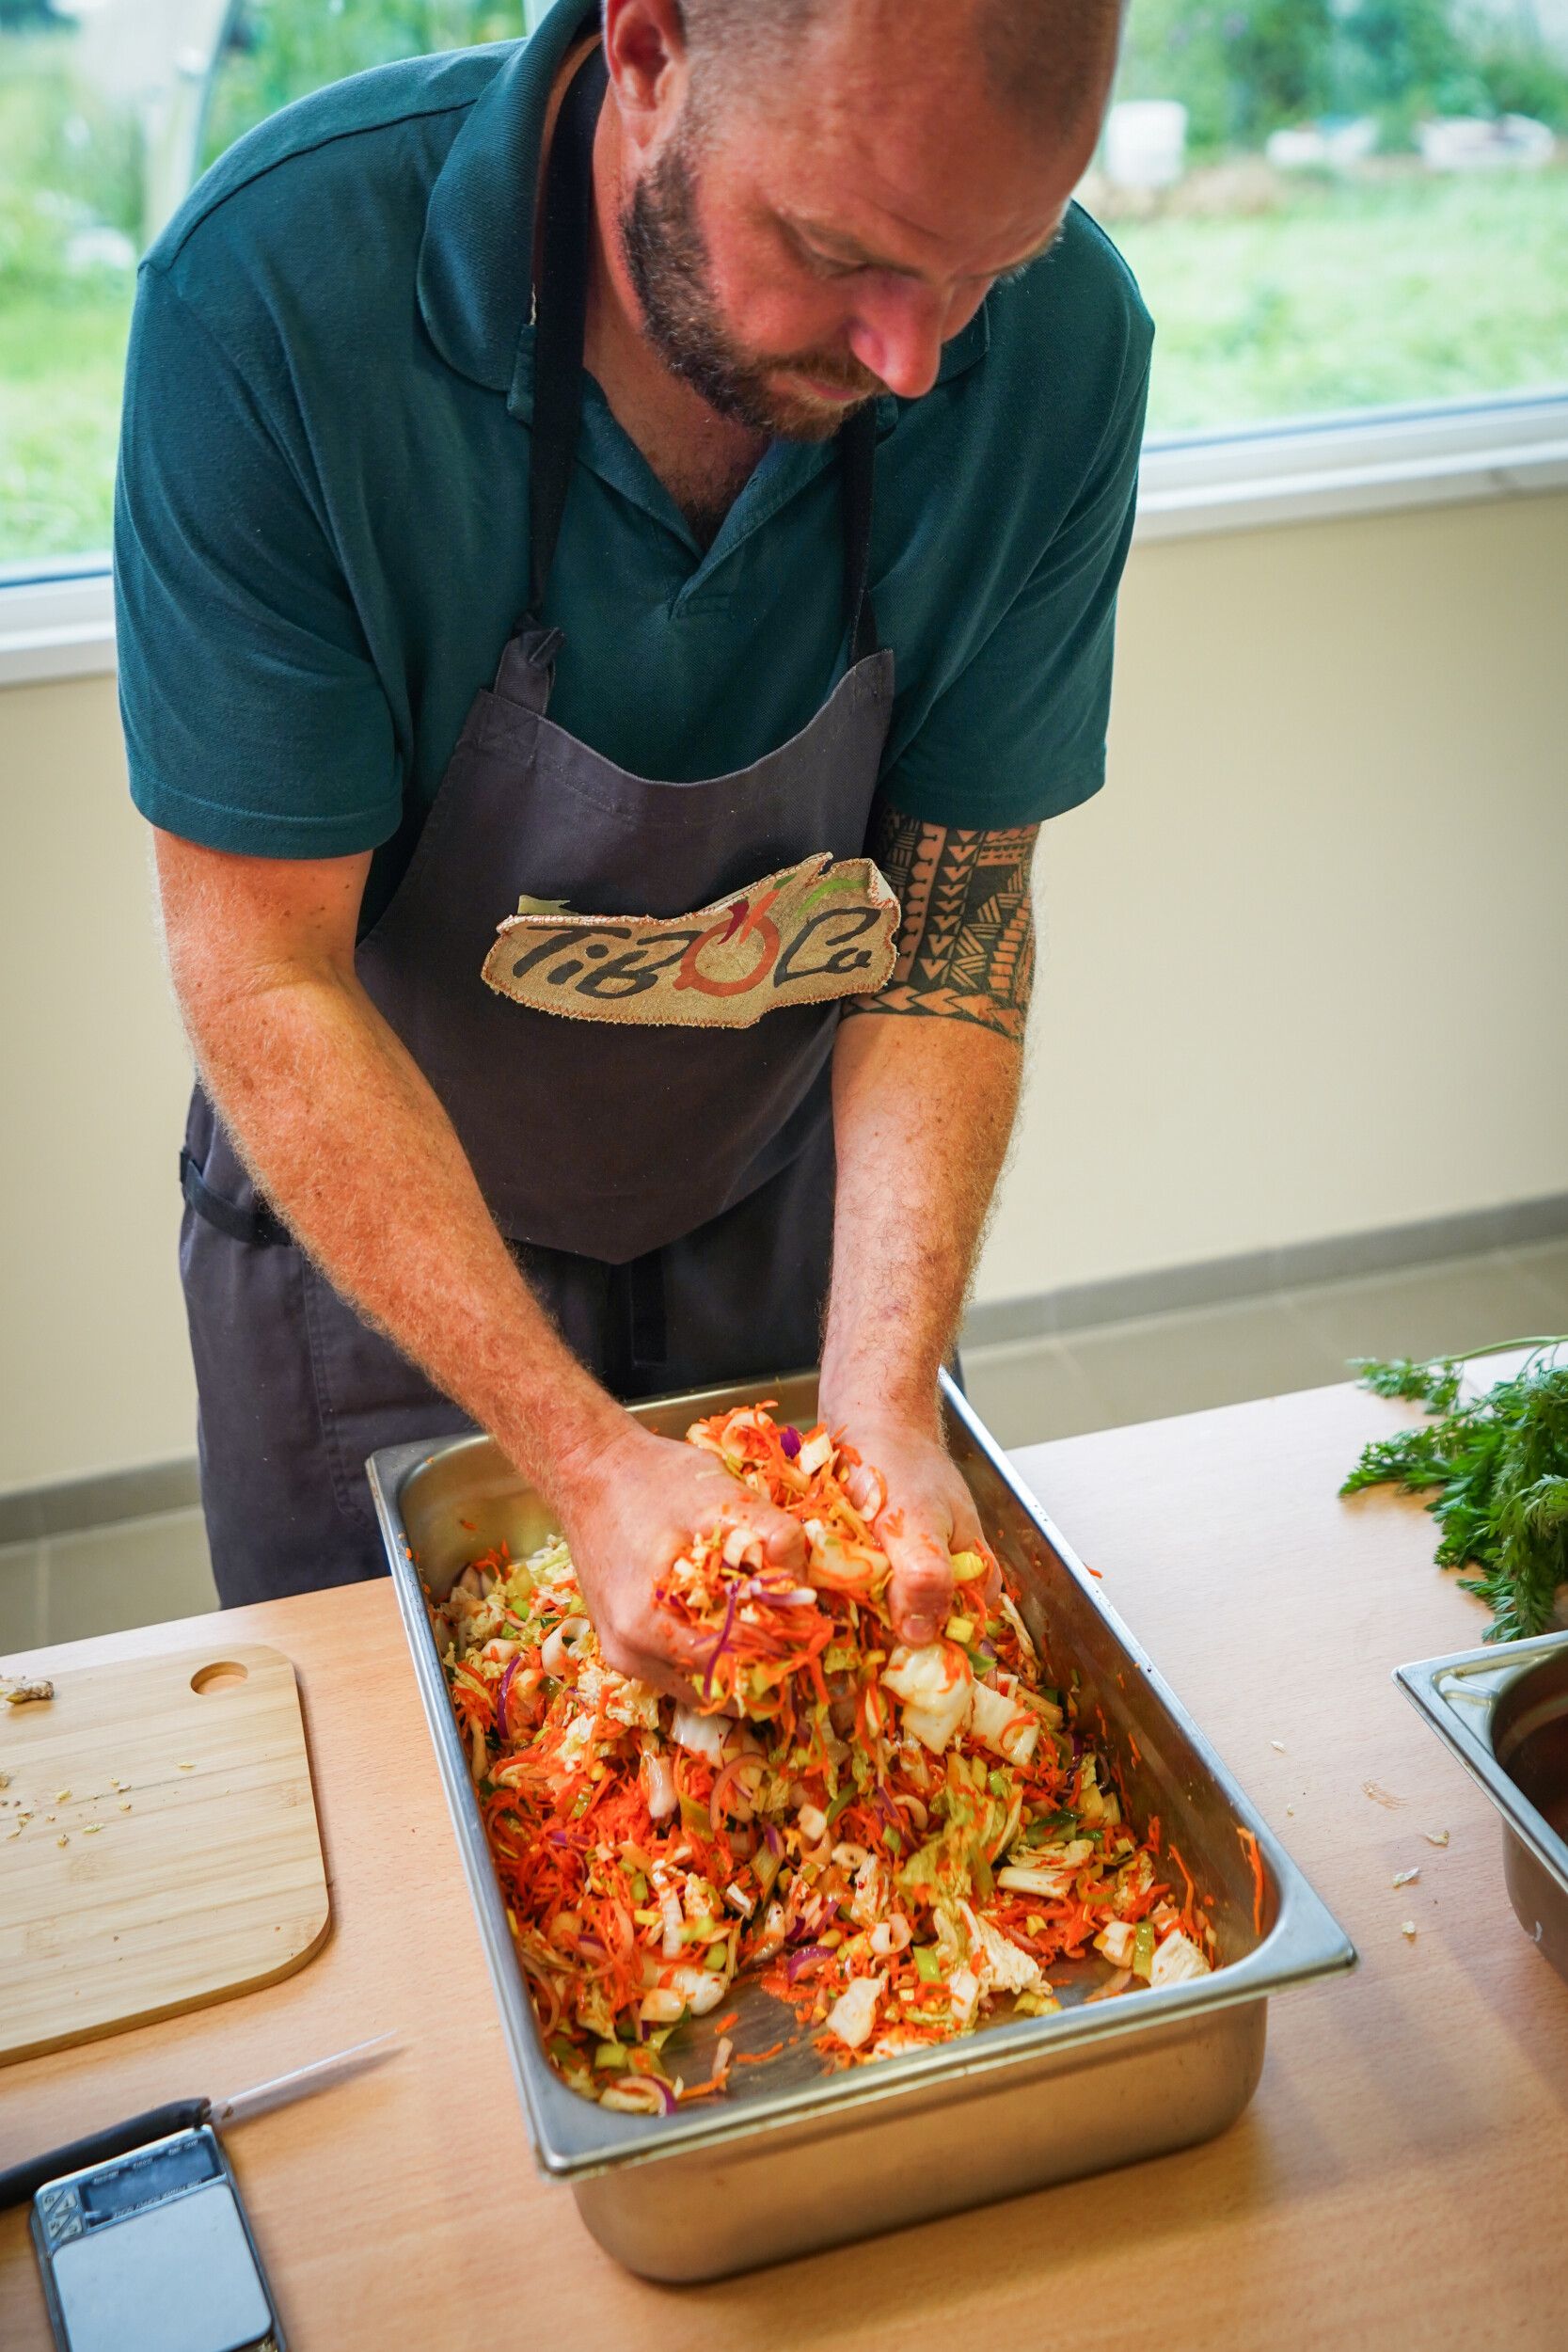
xmin=872 ymin=1788 xmax=906 ymax=1854
xmin=704 ymin=1587 xmax=741 ymax=1697
xmin=709 ymin=1752 xmax=758 ymax=1831
xmin=785 ymin=1943 xmax=832 ymax=1982
xmin=619 ymin=2072 xmax=679 ymax=2114
xmin=763 ymin=1823 xmax=784 ymax=1858
xmin=735 ymin=1574 xmax=817 ymax=1607
xmin=497 ymin=1656 xmax=519 ymax=1740
xmin=781 ymin=1425 xmax=801 ymax=1459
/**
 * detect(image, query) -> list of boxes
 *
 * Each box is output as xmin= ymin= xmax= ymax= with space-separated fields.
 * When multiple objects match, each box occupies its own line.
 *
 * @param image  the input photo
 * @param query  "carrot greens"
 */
xmin=1342 ymin=1343 xmax=1568 ymax=1643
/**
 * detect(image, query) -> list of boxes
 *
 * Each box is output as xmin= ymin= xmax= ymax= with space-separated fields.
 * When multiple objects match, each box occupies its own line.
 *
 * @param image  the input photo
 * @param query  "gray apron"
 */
xmin=179 ymin=44 xmax=894 ymax=1604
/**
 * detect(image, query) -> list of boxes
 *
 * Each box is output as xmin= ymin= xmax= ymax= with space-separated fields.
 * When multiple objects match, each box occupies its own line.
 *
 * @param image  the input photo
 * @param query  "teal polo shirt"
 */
xmin=116 ymin=2 xmax=1151 ymax=929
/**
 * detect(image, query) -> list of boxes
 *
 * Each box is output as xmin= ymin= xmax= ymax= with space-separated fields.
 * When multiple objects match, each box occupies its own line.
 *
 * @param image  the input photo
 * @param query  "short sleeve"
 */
xmin=115 ymin=263 xmax=403 ymax=858
xmin=880 ymin=346 xmax=1148 ymax=832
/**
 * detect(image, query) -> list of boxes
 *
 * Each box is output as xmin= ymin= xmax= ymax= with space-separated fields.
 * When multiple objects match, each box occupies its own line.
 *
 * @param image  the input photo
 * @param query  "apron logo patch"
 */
xmin=482 ymin=852 xmax=898 ymax=1028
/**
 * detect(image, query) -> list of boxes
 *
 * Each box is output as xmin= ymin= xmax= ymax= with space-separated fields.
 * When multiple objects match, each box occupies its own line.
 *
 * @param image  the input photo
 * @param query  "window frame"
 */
xmin=3 ymin=387 xmax=1566 ymax=687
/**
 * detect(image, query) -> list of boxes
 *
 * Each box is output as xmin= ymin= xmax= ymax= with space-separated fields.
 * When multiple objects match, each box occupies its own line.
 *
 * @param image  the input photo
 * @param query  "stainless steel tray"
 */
xmin=1397 ymin=1629 xmax=1568 ymax=1981
xmin=369 ymin=1370 xmax=1354 ymax=2279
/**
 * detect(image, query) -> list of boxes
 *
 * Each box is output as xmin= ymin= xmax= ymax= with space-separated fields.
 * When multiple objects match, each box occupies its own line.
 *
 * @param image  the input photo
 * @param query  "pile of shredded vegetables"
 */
xmin=431 ymin=1404 xmax=1218 ymax=2113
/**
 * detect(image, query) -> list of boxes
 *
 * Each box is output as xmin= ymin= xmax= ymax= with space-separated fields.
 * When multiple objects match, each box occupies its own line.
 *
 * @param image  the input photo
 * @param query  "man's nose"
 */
xmin=846 ymin=279 xmax=950 ymax=402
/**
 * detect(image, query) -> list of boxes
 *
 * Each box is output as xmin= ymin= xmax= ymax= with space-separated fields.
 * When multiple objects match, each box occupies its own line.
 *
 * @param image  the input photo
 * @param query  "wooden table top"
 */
xmin=3 ymin=1379 xmax=1565 ymax=2349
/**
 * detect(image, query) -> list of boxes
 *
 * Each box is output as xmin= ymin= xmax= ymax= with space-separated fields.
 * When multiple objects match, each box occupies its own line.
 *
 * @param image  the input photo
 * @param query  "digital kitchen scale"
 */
xmin=29 ymin=2124 xmax=283 ymax=2352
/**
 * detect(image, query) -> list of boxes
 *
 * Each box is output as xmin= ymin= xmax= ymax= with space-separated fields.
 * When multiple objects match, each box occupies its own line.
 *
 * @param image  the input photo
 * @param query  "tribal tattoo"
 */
xmin=845 ymin=803 xmax=1038 ymax=1041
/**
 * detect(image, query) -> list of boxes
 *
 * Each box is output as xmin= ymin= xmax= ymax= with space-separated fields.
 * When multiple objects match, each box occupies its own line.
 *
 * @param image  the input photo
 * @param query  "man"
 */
xmin=117 ymin=0 xmax=1148 ymax=1691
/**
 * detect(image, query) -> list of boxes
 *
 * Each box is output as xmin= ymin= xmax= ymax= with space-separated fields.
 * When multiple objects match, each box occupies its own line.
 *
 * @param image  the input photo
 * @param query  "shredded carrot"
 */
xmin=1237 ymin=1826 xmax=1265 ymax=1936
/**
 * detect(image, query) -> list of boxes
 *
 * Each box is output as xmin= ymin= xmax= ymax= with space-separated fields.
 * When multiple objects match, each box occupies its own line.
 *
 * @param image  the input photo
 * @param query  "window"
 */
xmin=1 ymin=0 xmax=1565 ymax=576
xmin=1091 ymin=0 xmax=1568 ymax=433
xmin=0 ymin=0 xmax=545 ymax=566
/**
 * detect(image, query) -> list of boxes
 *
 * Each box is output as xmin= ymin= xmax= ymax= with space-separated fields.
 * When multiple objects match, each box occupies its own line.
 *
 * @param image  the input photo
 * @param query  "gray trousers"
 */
xmin=179 ymin=1089 xmax=835 ymax=1608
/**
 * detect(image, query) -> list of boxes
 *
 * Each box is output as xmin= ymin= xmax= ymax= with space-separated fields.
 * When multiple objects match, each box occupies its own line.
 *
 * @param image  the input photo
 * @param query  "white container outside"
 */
xmin=1418 ymin=113 xmax=1556 ymax=170
xmin=1104 ymin=99 xmax=1189 ymax=190
xmin=1265 ymin=116 xmax=1378 ymax=170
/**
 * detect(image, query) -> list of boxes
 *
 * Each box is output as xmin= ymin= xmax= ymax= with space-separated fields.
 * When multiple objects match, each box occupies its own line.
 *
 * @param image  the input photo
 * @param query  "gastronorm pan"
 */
xmin=1397 ymin=1629 xmax=1568 ymax=1983
xmin=369 ymin=1370 xmax=1354 ymax=2280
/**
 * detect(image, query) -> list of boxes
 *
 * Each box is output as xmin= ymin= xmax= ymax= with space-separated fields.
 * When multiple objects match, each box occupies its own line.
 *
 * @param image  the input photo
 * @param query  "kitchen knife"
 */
xmin=0 ymin=2030 xmax=395 ymax=2209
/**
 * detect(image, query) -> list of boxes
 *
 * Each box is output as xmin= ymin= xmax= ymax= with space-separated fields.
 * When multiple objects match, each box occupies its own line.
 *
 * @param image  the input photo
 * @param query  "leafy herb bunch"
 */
xmin=1341 ymin=1343 xmax=1568 ymax=1643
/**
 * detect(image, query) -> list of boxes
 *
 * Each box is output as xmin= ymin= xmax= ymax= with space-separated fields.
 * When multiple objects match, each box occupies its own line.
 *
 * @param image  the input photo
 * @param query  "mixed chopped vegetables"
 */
xmin=432 ymin=1404 xmax=1217 ymax=2112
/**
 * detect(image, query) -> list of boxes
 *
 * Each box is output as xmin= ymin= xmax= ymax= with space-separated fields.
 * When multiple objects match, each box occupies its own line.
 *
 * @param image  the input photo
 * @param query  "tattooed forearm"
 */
xmin=846 ymin=803 xmax=1038 ymax=1041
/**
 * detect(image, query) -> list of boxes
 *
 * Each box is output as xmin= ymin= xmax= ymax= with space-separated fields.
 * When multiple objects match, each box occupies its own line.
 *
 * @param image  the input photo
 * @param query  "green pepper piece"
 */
xmin=594 ymin=2042 xmax=630 ymax=2071
xmin=703 ymin=1940 xmax=729 ymax=1972
xmin=987 ymin=1769 xmax=1008 ymax=1799
xmin=628 ymin=1871 xmax=649 ymax=1906
xmin=913 ymin=1945 xmax=942 ymax=1983
xmin=827 ymin=1785 xmax=856 ymax=1828
xmin=1132 ymin=1920 xmax=1156 ymax=1982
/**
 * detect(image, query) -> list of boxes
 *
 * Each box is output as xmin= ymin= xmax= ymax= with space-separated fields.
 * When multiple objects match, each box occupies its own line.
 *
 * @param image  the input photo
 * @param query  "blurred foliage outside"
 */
xmin=202 ymin=0 xmax=526 ymax=160
xmin=3 ymin=0 xmax=1568 ymax=559
xmin=1118 ymin=0 xmax=1568 ymax=152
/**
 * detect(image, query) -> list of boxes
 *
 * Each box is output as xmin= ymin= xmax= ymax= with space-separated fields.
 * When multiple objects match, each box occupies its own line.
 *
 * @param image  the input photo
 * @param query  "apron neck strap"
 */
xmin=525 ymin=42 xmax=879 ymax=661
xmin=839 ymin=401 xmax=879 ymax=664
xmin=528 ymin=40 xmax=606 ymax=625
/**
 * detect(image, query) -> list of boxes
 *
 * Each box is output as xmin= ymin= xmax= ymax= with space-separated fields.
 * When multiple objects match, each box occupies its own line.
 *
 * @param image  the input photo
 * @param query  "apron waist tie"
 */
xmin=180 ymin=1148 xmax=293 ymax=1249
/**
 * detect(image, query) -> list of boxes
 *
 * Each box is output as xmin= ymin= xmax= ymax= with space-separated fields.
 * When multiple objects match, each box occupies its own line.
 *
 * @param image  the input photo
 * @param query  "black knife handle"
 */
xmin=0 ymin=2099 xmax=210 ymax=2209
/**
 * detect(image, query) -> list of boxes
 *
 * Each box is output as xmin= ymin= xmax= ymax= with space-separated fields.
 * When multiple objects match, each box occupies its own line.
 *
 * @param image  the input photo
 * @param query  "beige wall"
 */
xmin=976 ymin=489 xmax=1568 ymax=1306
xmin=0 ymin=675 xmax=197 ymax=1492
xmin=3 ymin=487 xmax=1565 ymax=1488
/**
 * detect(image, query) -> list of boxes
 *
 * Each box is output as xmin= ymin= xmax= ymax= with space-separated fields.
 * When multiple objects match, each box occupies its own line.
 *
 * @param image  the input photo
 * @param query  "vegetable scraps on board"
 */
xmin=431 ymin=1404 xmax=1217 ymax=2113
xmin=1342 ymin=1343 xmax=1568 ymax=1643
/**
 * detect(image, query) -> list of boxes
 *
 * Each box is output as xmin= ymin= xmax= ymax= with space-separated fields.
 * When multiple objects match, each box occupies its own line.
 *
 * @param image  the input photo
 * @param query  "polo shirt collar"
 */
xmin=418 ymin=4 xmax=991 ymax=419
xmin=417 ymin=0 xmax=593 ymax=395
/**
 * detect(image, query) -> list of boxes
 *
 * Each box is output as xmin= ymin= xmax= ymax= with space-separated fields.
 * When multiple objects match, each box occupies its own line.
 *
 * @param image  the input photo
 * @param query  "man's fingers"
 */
xmin=598 ymin=1613 xmax=706 ymax=1701
xmin=760 ymin=1513 xmax=808 ymax=1569
xmin=842 ymin=1458 xmax=887 ymax=1518
xmin=883 ymin=1529 xmax=956 ymax=1646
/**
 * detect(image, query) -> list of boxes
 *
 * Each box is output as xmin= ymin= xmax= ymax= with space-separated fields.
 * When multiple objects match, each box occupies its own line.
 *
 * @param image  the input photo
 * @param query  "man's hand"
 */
xmin=550 ymin=1424 xmax=806 ymax=1697
xmin=832 ymin=1412 xmax=988 ymax=1645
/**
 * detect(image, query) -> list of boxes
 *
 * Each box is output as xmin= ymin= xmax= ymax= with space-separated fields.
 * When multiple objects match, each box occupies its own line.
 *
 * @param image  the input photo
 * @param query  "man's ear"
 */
xmin=604 ymin=0 xmax=692 ymax=151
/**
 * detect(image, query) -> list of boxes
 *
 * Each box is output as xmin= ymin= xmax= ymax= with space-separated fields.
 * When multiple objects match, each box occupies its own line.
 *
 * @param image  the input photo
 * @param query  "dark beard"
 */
xmin=620 ymin=135 xmax=881 ymax=443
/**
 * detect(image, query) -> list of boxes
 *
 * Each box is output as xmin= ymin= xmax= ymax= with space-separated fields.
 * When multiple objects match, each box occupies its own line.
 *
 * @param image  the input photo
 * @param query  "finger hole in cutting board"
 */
xmin=191 ymin=1661 xmax=250 ymax=1694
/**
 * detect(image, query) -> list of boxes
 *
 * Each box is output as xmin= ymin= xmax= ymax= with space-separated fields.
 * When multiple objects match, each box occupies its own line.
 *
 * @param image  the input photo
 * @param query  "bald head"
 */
xmin=679 ymin=0 xmax=1126 ymax=139
xmin=598 ymin=0 xmax=1117 ymax=432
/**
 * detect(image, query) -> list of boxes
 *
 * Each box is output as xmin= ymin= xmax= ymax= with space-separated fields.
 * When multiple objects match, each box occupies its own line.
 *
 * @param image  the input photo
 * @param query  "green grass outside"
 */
xmin=2 ymin=161 xmax=1567 ymax=561
xmin=0 ymin=284 xmax=133 ymax=562
xmin=1100 ymin=163 xmax=1568 ymax=432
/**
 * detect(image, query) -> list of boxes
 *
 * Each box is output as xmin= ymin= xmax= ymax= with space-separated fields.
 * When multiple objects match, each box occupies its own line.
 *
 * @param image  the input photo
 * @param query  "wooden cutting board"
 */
xmin=0 ymin=1644 xmax=329 ymax=2063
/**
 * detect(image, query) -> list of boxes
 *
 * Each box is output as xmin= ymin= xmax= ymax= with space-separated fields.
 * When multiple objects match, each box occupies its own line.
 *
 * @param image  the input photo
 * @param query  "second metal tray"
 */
xmin=1397 ymin=1629 xmax=1568 ymax=1981
xmin=370 ymin=1371 xmax=1354 ymax=2279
